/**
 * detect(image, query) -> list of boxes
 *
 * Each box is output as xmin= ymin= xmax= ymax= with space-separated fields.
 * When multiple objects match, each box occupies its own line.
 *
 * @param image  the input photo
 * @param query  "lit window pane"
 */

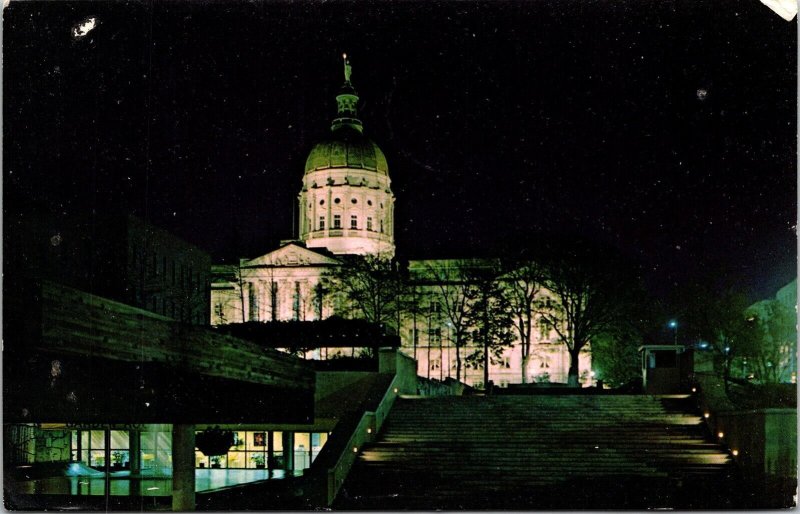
xmin=246 ymin=451 xmax=265 ymax=469
xmin=227 ymin=451 xmax=245 ymax=469
xmin=90 ymin=450 xmax=105 ymax=467
xmin=90 ymin=431 xmax=105 ymax=449
xmin=232 ymin=432 xmax=246 ymax=451
xmin=294 ymin=433 xmax=311 ymax=470
xmin=110 ymin=431 xmax=129 ymax=449
xmin=195 ymin=451 xmax=208 ymax=468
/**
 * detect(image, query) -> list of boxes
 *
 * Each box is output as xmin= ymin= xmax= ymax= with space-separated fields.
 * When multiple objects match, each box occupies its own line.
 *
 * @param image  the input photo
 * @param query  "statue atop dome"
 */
xmin=343 ymin=53 xmax=352 ymax=83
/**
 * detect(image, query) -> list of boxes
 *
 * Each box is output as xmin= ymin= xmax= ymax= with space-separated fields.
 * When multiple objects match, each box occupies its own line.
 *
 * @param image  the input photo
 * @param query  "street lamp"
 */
xmin=668 ymin=320 xmax=678 ymax=345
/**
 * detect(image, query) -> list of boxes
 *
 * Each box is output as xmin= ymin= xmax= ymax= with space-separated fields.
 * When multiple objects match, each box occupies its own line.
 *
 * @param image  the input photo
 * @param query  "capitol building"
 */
xmin=211 ymin=56 xmax=592 ymax=388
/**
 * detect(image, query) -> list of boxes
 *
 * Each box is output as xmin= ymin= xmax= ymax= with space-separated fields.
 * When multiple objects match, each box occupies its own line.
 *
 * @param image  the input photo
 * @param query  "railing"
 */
xmin=301 ymin=228 xmax=393 ymax=242
xmin=302 ymin=373 xmax=403 ymax=507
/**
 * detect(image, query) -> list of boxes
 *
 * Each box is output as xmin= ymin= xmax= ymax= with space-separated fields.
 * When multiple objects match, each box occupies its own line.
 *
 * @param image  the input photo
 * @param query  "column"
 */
xmin=129 ymin=430 xmax=141 ymax=474
xmin=171 ymin=424 xmax=196 ymax=512
xmin=282 ymin=432 xmax=294 ymax=472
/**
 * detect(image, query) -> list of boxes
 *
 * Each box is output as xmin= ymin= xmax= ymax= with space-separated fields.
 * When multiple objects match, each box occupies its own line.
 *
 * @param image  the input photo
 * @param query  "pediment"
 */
xmin=243 ymin=243 xmax=339 ymax=268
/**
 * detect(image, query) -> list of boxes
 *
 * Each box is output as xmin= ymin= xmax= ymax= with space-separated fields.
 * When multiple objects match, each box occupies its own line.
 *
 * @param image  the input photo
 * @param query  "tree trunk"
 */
xmin=483 ymin=335 xmax=489 ymax=388
xmin=521 ymin=353 xmax=530 ymax=384
xmin=455 ymin=342 xmax=462 ymax=382
xmin=567 ymin=350 xmax=580 ymax=387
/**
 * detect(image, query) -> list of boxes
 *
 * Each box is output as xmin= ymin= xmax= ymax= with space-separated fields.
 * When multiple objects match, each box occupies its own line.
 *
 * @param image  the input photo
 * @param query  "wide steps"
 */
xmin=337 ymin=394 xmax=739 ymax=509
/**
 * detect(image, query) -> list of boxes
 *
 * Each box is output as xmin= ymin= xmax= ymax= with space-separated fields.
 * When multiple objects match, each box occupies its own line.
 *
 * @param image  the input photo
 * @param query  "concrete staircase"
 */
xmin=336 ymin=394 xmax=744 ymax=509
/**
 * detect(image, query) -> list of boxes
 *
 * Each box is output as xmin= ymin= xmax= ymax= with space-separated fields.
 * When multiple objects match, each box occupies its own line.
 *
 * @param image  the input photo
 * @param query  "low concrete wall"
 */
xmin=378 ymin=348 xmax=417 ymax=394
xmin=712 ymin=409 xmax=797 ymax=480
xmin=695 ymin=373 xmax=796 ymax=505
xmin=417 ymin=377 xmax=468 ymax=396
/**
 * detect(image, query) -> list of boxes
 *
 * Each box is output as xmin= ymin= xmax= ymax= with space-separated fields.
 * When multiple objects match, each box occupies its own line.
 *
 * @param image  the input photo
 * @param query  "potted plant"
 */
xmin=210 ymin=455 xmax=223 ymax=469
xmin=251 ymin=453 xmax=265 ymax=469
xmin=111 ymin=451 xmax=126 ymax=470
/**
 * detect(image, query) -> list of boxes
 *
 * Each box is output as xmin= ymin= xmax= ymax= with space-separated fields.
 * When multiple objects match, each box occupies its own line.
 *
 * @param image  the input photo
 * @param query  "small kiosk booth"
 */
xmin=639 ymin=345 xmax=694 ymax=394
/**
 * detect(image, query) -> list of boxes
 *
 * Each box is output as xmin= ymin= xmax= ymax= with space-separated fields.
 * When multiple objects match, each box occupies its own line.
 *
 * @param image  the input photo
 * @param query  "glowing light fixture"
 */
xmin=146 ymin=487 xmax=159 ymax=491
xmin=367 ymin=428 xmax=372 ymax=434
xmin=718 ymin=432 xmax=724 ymax=439
xmin=691 ymin=387 xmax=697 ymax=393
xmin=393 ymin=388 xmax=399 ymax=393
xmin=352 ymin=446 xmax=359 ymax=453
xmin=704 ymin=412 xmax=710 ymax=419
xmin=732 ymin=450 xmax=739 ymax=456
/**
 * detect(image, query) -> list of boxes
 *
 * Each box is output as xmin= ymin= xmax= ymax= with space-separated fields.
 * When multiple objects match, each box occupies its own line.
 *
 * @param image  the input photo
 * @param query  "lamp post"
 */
xmin=668 ymin=320 xmax=678 ymax=345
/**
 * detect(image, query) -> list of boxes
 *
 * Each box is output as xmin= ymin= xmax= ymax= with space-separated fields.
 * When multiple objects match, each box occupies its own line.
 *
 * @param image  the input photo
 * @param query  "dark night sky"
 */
xmin=4 ymin=0 xmax=797 ymax=303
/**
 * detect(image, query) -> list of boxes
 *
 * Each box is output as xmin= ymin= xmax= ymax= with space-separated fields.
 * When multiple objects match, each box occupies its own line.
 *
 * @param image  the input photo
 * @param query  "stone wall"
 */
xmin=34 ymin=429 xmax=71 ymax=463
xmin=4 ymin=424 xmax=37 ymax=464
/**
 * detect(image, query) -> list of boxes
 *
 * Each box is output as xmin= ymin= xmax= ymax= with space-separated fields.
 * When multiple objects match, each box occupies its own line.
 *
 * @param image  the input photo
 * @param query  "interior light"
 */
xmin=718 ymin=432 xmax=724 ymax=439
xmin=732 ymin=450 xmax=739 ymax=456
xmin=146 ymin=487 xmax=159 ymax=491
xmin=691 ymin=387 xmax=697 ymax=393
xmin=704 ymin=413 xmax=710 ymax=419
xmin=393 ymin=388 xmax=399 ymax=393
xmin=352 ymin=446 xmax=358 ymax=453
xmin=367 ymin=428 xmax=372 ymax=434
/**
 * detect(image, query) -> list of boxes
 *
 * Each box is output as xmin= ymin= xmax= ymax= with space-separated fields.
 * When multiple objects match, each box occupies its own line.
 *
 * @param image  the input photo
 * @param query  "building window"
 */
xmin=428 ymin=328 xmax=442 ymax=345
xmin=249 ymin=285 xmax=259 ymax=322
xmin=350 ymin=215 xmax=358 ymax=229
xmin=314 ymin=284 xmax=324 ymax=320
xmin=501 ymin=357 xmax=511 ymax=369
xmin=333 ymin=214 xmax=341 ymax=229
xmin=430 ymin=359 xmax=441 ymax=371
xmin=215 ymin=302 xmax=224 ymax=319
xmin=429 ymin=301 xmax=441 ymax=314
xmin=367 ymin=217 xmax=373 ymax=231
xmin=319 ymin=216 xmax=325 ymax=230
xmin=334 ymin=198 xmax=341 ymax=204
xmin=270 ymin=282 xmax=278 ymax=321
xmin=539 ymin=321 xmax=550 ymax=342
xmin=380 ymin=220 xmax=384 ymax=233
xmin=293 ymin=282 xmax=301 ymax=321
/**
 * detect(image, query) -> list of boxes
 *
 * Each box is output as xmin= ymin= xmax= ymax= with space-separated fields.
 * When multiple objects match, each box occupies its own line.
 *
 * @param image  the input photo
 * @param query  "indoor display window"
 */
xmin=311 ymin=432 xmax=328 ymax=463
xmin=110 ymin=430 xmax=130 ymax=469
xmin=89 ymin=430 xmax=105 ymax=467
xmin=271 ymin=432 xmax=284 ymax=469
xmin=294 ymin=433 xmax=311 ymax=470
xmin=140 ymin=430 xmax=172 ymax=472
xmin=71 ymin=431 xmax=79 ymax=461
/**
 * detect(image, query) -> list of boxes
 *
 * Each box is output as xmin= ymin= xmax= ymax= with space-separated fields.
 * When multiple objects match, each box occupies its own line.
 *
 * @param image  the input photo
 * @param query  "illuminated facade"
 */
xmin=210 ymin=56 xmax=593 ymax=387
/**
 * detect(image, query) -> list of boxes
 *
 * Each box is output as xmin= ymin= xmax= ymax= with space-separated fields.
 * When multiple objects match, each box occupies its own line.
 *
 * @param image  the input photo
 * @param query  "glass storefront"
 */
xmin=194 ymin=430 xmax=328 ymax=471
xmin=70 ymin=426 xmax=171 ymax=474
xmin=68 ymin=427 xmax=328 ymax=474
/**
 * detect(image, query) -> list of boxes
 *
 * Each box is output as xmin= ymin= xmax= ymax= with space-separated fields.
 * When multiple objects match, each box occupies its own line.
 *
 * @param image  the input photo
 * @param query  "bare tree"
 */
xmin=322 ymin=253 xmax=402 ymax=335
xmin=500 ymin=259 xmax=545 ymax=383
xmin=538 ymin=246 xmax=628 ymax=387
xmin=418 ymin=260 xmax=476 ymax=382
xmin=464 ymin=261 xmax=515 ymax=388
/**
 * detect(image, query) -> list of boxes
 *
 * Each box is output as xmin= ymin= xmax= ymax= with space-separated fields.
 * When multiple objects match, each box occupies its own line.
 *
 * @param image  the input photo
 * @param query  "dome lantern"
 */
xmin=331 ymin=53 xmax=364 ymax=134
